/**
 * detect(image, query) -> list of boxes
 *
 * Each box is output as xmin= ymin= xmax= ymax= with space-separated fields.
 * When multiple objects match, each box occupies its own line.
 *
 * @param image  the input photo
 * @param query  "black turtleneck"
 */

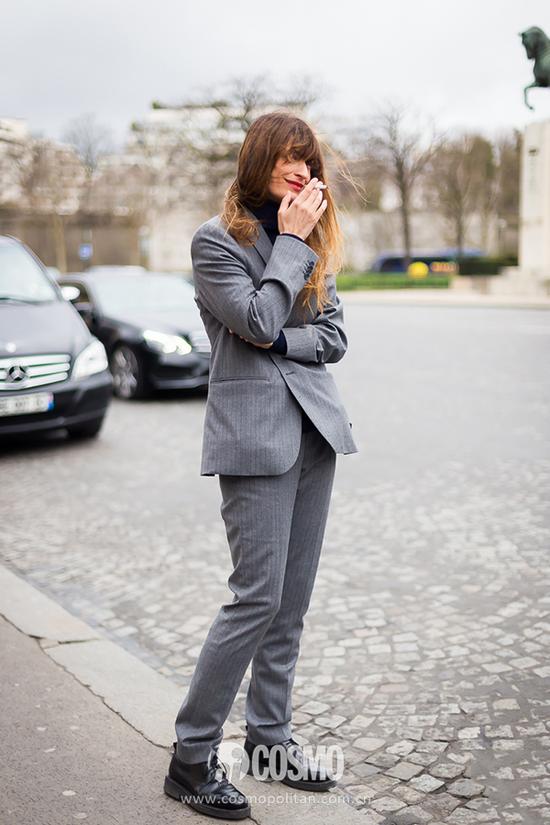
xmin=243 ymin=196 xmax=306 ymax=248
xmin=243 ymin=196 xmax=315 ymax=433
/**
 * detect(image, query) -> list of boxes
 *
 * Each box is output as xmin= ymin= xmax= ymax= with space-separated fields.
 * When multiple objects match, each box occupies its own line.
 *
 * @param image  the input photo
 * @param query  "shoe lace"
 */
xmin=286 ymin=740 xmax=331 ymax=778
xmin=206 ymin=752 xmax=234 ymax=790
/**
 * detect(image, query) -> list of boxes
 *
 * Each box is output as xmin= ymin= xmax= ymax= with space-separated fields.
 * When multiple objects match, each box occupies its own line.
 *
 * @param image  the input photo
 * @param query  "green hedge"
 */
xmin=456 ymin=255 xmax=518 ymax=275
xmin=336 ymin=272 xmax=450 ymax=290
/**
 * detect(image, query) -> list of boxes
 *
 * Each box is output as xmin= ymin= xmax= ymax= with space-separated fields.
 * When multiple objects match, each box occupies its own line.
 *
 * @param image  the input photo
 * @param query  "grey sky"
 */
xmin=3 ymin=0 xmax=549 ymax=147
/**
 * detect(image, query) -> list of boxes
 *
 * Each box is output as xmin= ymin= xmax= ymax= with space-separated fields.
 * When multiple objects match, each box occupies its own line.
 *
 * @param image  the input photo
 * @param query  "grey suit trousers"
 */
xmin=175 ymin=425 xmax=336 ymax=763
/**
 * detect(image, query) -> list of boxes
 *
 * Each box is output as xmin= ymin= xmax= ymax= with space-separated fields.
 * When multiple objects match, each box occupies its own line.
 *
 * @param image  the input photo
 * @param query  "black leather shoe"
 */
xmin=164 ymin=741 xmax=251 ymax=820
xmin=243 ymin=735 xmax=337 ymax=791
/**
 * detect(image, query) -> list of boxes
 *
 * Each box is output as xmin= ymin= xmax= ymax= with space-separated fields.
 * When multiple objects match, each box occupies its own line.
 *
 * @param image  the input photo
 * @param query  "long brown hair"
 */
xmin=220 ymin=110 xmax=344 ymax=316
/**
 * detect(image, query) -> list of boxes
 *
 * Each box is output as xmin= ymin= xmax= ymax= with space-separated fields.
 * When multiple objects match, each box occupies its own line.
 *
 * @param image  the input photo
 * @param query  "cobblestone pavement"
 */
xmin=1 ymin=305 xmax=549 ymax=824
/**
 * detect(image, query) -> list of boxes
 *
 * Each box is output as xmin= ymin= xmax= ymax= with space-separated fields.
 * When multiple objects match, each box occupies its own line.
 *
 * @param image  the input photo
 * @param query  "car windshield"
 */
xmin=91 ymin=273 xmax=195 ymax=313
xmin=0 ymin=243 xmax=58 ymax=302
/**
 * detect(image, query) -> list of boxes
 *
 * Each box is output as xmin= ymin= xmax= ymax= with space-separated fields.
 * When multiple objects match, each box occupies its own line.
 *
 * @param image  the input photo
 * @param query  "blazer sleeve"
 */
xmin=278 ymin=274 xmax=348 ymax=364
xmin=191 ymin=224 xmax=319 ymax=344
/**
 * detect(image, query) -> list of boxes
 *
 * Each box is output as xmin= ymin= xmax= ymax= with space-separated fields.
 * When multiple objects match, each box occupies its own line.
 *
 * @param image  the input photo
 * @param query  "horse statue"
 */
xmin=520 ymin=27 xmax=550 ymax=110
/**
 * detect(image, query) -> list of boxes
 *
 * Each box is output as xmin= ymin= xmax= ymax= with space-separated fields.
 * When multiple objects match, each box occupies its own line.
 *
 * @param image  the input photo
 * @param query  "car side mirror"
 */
xmin=61 ymin=285 xmax=81 ymax=302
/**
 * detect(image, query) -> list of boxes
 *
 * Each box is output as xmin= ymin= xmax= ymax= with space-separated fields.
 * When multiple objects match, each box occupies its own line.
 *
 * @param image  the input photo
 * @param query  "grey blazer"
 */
xmin=191 ymin=206 xmax=359 ymax=476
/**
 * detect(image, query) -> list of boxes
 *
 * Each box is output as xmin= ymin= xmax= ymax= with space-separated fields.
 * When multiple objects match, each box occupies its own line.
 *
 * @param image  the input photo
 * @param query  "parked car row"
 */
xmin=58 ymin=267 xmax=210 ymax=399
xmin=0 ymin=235 xmax=210 ymax=442
xmin=369 ymin=248 xmax=484 ymax=274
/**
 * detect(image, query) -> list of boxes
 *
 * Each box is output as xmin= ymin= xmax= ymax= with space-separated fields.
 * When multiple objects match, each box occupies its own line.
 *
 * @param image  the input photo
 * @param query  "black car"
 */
xmin=0 ymin=236 xmax=112 ymax=440
xmin=57 ymin=268 xmax=210 ymax=399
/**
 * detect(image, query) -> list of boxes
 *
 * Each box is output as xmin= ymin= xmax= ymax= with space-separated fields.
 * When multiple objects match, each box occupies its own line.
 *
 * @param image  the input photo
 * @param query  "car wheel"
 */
xmin=67 ymin=417 xmax=105 ymax=439
xmin=110 ymin=344 xmax=148 ymax=399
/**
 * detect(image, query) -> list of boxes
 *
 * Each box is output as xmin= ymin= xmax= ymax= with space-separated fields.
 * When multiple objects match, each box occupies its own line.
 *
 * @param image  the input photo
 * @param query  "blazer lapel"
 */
xmin=242 ymin=205 xmax=273 ymax=266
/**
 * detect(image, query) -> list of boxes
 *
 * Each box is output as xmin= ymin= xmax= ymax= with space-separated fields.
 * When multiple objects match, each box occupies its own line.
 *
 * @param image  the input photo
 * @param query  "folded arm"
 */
xmin=275 ymin=274 xmax=348 ymax=364
xmin=191 ymin=223 xmax=318 ymax=344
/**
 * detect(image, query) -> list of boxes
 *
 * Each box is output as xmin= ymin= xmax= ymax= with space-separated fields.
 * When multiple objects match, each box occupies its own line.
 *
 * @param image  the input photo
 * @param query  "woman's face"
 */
xmin=267 ymin=154 xmax=312 ymax=202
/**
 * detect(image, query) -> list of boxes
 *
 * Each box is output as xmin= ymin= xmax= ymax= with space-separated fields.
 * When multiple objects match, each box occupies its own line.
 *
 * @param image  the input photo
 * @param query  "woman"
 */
xmin=164 ymin=111 xmax=359 ymax=820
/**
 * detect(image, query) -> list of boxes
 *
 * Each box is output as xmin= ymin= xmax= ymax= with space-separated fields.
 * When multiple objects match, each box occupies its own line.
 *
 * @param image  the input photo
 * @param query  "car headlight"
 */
xmin=142 ymin=329 xmax=192 ymax=355
xmin=72 ymin=339 xmax=109 ymax=380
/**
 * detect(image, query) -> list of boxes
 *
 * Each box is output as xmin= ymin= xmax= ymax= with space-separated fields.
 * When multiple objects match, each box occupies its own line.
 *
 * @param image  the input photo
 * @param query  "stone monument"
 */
xmin=486 ymin=27 xmax=550 ymax=297
xmin=513 ymin=28 xmax=550 ymax=295
xmin=516 ymin=120 xmax=550 ymax=296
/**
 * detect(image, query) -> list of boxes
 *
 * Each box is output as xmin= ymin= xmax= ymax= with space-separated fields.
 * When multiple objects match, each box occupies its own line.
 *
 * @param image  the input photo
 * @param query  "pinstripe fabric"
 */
xmin=192 ymin=210 xmax=359 ymax=476
xmin=174 ymin=426 xmax=336 ymax=763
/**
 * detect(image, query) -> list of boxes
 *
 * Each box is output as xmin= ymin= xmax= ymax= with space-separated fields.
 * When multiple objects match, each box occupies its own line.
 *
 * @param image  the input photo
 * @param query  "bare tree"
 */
xmin=366 ymin=102 xmax=444 ymax=269
xmin=424 ymin=133 xmax=486 ymax=255
xmin=63 ymin=113 xmax=114 ymax=213
xmin=145 ymin=73 xmax=324 ymax=215
xmin=0 ymin=130 xmax=83 ymax=270
xmin=0 ymin=139 xmax=46 ymax=212
xmin=469 ymin=135 xmax=497 ymax=252
xmin=38 ymin=142 xmax=84 ymax=271
xmin=493 ymin=129 xmax=521 ymax=255
xmin=329 ymin=123 xmax=384 ymax=211
xmin=63 ymin=113 xmax=114 ymax=177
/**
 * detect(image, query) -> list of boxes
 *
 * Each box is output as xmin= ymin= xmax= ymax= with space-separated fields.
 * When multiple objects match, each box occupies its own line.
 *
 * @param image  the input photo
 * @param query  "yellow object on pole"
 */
xmin=408 ymin=261 xmax=429 ymax=279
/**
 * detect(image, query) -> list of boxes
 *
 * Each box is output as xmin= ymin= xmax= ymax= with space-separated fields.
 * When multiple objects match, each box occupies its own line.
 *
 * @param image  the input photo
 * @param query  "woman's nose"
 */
xmin=294 ymin=161 xmax=310 ymax=182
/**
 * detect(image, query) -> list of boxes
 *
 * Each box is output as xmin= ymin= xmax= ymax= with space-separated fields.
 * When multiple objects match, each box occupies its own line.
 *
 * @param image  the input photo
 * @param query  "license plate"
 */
xmin=0 ymin=392 xmax=54 ymax=417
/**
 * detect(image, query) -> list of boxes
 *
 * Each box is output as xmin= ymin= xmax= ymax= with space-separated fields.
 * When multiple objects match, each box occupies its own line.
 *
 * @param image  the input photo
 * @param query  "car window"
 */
xmin=0 ymin=243 xmax=58 ymax=302
xmin=91 ymin=273 xmax=195 ymax=313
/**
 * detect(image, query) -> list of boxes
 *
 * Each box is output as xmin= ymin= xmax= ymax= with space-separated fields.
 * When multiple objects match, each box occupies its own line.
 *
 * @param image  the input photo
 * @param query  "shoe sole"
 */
xmin=245 ymin=763 xmax=337 ymax=792
xmin=164 ymin=775 xmax=251 ymax=820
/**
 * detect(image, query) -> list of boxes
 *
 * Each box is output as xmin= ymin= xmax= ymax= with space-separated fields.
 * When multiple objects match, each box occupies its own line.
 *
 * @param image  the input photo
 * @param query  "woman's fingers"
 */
xmin=303 ymin=185 xmax=324 ymax=209
xmin=288 ymin=177 xmax=318 ymax=207
xmin=279 ymin=191 xmax=293 ymax=210
xmin=314 ymin=198 xmax=329 ymax=216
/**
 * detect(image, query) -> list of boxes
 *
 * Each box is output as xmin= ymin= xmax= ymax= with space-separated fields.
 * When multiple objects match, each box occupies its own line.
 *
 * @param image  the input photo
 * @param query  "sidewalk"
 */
xmin=0 ymin=565 xmax=365 ymax=825
xmin=0 ymin=614 xmax=189 ymax=825
xmin=341 ymin=288 xmax=550 ymax=309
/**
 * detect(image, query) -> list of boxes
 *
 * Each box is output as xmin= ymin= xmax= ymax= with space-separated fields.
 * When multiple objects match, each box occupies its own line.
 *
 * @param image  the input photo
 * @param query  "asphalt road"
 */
xmin=2 ymin=302 xmax=549 ymax=824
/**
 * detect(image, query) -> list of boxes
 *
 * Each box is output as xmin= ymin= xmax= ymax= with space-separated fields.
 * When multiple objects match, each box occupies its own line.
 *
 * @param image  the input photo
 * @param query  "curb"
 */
xmin=341 ymin=288 xmax=550 ymax=309
xmin=0 ymin=564 xmax=366 ymax=824
xmin=0 ymin=564 xmax=243 ymax=748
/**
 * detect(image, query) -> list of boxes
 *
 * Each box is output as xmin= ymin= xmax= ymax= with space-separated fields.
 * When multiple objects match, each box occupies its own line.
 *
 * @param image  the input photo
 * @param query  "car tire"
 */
xmin=110 ymin=344 xmax=149 ymax=399
xmin=67 ymin=417 xmax=105 ymax=439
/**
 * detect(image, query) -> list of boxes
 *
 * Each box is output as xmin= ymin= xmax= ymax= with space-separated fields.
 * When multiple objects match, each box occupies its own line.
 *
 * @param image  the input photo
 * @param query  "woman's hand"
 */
xmin=278 ymin=177 xmax=328 ymax=240
xmin=229 ymin=329 xmax=273 ymax=348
